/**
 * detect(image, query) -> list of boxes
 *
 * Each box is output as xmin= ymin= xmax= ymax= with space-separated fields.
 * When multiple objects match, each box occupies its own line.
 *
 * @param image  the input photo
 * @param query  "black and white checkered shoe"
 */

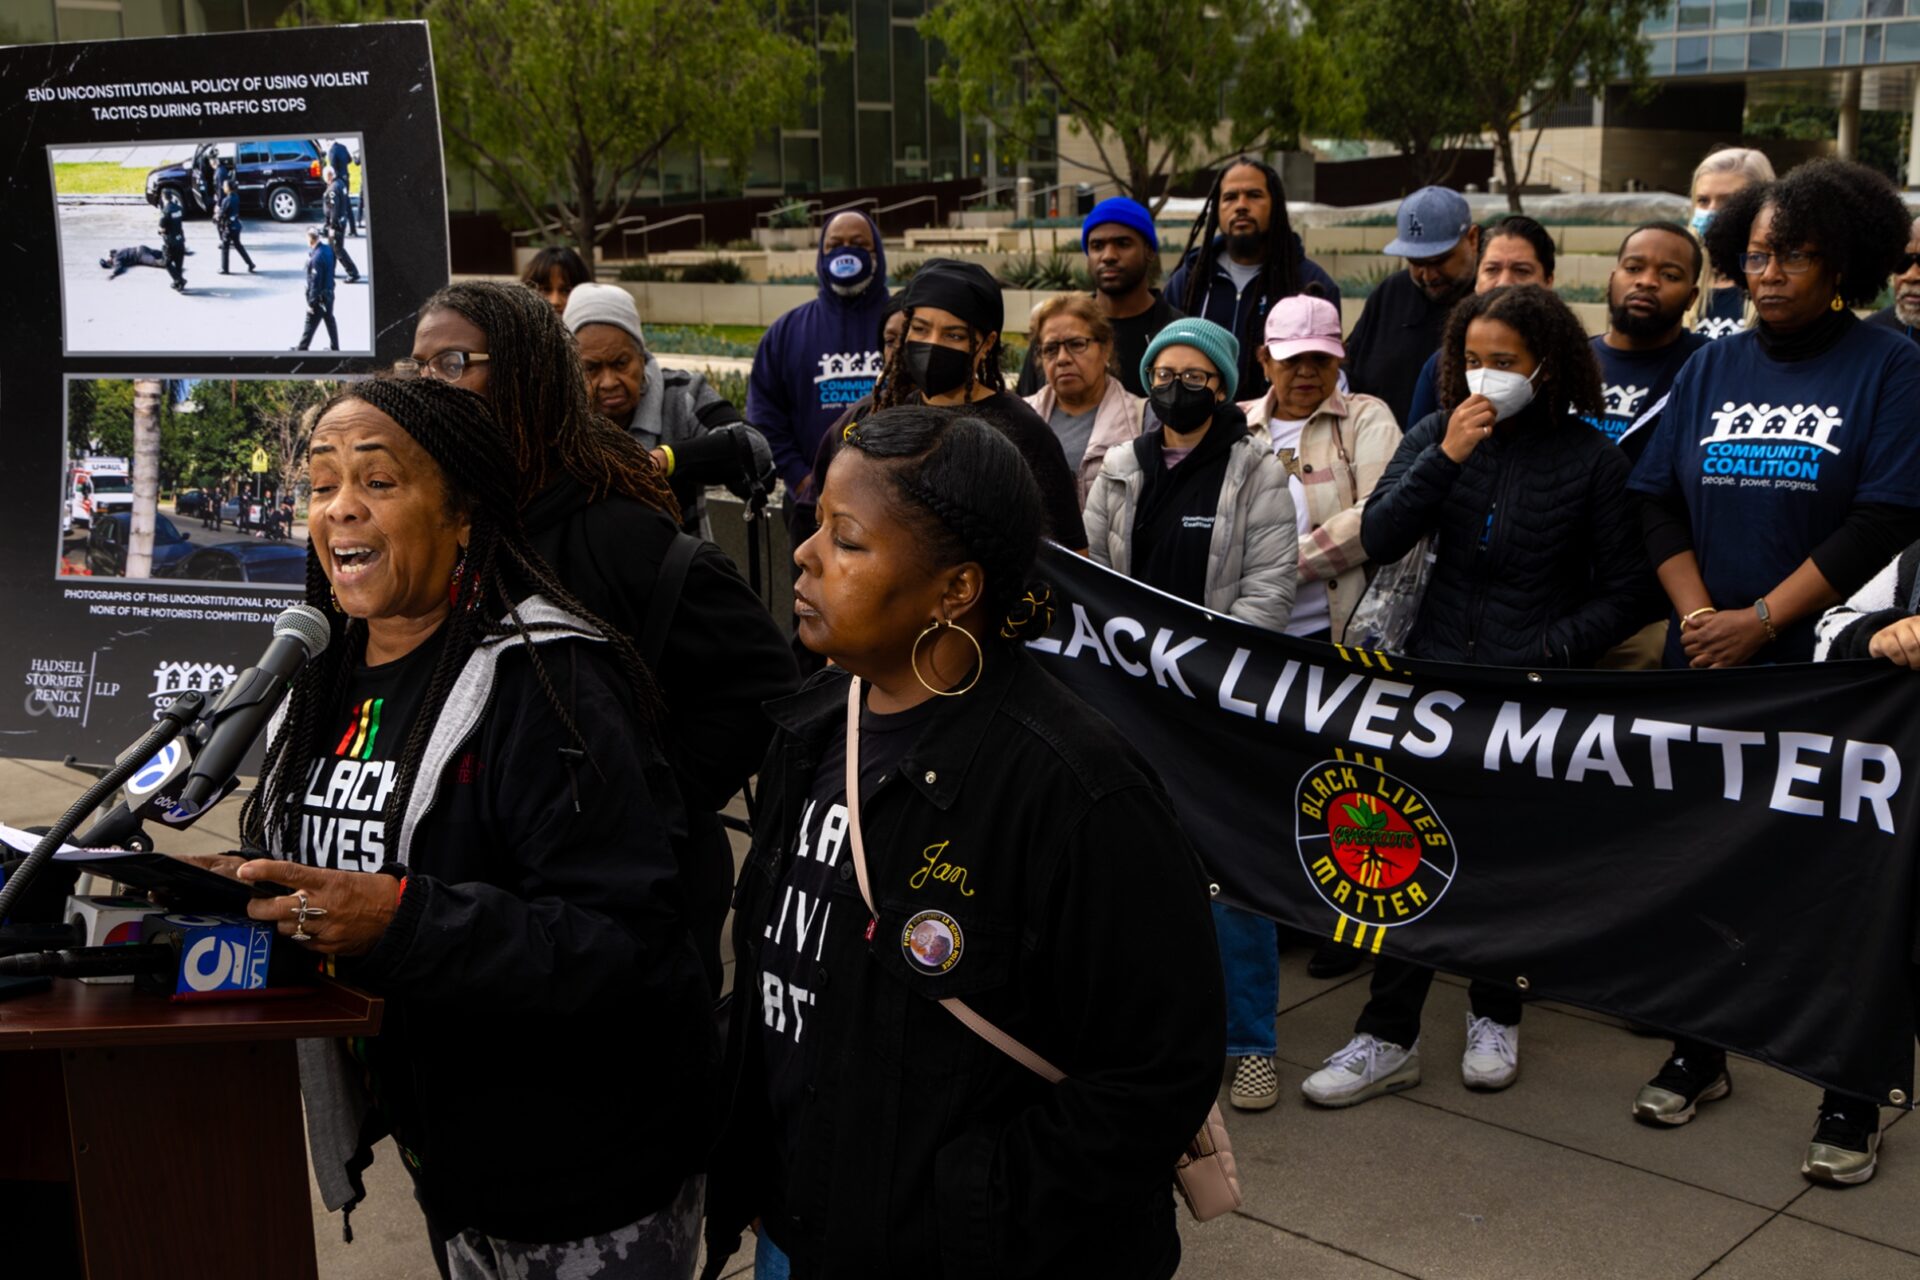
xmin=1230 ymin=1055 xmax=1281 ymax=1111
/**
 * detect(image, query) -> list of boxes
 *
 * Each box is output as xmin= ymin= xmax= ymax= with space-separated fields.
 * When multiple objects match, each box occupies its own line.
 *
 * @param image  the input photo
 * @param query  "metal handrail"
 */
xmin=959 ymin=184 xmax=1012 ymax=209
xmin=871 ymin=194 xmax=941 ymax=228
xmin=616 ymin=212 xmax=708 ymax=259
xmin=509 ymin=219 xmax=567 ymax=244
xmin=818 ymin=196 xmax=879 ymax=223
xmin=756 ymin=198 xmax=822 ymax=229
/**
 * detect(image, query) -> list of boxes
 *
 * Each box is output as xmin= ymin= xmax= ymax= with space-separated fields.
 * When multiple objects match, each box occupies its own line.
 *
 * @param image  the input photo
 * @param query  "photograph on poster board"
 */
xmin=52 ymin=135 xmax=371 ymax=354
xmin=60 ymin=376 xmax=338 ymax=587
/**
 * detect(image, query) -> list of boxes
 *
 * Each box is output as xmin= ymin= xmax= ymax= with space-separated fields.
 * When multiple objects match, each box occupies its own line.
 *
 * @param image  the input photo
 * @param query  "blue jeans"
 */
xmin=1213 ymin=902 xmax=1279 ymax=1058
xmin=754 ymin=1233 xmax=791 ymax=1280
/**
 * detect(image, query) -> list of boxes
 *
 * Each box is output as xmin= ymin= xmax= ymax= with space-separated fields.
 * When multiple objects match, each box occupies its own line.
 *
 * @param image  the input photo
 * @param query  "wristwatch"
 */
xmin=1753 ymin=597 xmax=1778 ymax=644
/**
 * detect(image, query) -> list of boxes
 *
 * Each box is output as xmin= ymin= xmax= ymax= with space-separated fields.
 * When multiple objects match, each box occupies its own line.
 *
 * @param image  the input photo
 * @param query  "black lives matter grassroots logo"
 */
xmin=1295 ymin=754 xmax=1457 ymax=955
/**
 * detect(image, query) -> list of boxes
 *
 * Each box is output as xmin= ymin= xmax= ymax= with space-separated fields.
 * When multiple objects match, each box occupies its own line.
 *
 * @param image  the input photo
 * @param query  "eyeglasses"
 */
xmin=1739 ymin=250 xmax=1820 ymax=276
xmin=1148 ymin=367 xmax=1220 ymax=391
xmin=1039 ymin=336 xmax=1098 ymax=361
xmin=393 ymin=351 xmax=492 ymax=381
xmin=1897 ymin=253 xmax=1920 ymax=274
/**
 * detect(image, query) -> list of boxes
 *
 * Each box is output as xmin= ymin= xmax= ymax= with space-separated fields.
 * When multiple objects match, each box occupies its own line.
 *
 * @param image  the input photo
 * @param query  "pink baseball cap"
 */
xmin=1263 ymin=295 xmax=1345 ymax=361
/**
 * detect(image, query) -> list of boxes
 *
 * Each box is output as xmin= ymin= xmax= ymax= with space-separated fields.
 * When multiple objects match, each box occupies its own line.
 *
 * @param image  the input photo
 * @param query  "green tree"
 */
xmin=1747 ymin=101 xmax=1908 ymax=185
xmin=1451 ymin=0 xmax=1665 ymax=212
xmin=292 ymin=0 xmax=812 ymax=267
xmin=924 ymin=0 xmax=1361 ymax=212
xmin=1318 ymin=0 xmax=1485 ymax=191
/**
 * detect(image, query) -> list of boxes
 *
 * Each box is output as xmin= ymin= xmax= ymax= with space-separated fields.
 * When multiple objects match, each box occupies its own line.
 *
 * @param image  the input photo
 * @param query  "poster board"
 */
xmin=0 ymin=22 xmax=447 ymax=760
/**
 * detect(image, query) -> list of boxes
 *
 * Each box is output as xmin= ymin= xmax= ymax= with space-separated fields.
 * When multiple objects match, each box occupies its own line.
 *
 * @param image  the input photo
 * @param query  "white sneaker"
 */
xmin=1301 ymin=1033 xmax=1420 ymax=1107
xmin=1461 ymin=1013 xmax=1519 ymax=1090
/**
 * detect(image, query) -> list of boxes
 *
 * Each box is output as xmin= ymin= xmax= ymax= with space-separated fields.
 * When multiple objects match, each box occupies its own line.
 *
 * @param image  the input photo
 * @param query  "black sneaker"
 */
xmin=1632 ymin=1052 xmax=1731 ymax=1126
xmin=1804 ymin=1103 xmax=1880 ymax=1186
xmin=1307 ymin=939 xmax=1364 ymax=979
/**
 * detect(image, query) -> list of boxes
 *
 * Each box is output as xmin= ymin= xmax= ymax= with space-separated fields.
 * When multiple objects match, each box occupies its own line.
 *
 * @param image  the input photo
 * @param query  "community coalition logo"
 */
xmin=813 ymin=350 xmax=885 ymax=408
xmin=1695 ymin=317 xmax=1743 ymax=340
xmin=1601 ymin=382 xmax=1648 ymax=419
xmin=150 ymin=658 xmax=236 ymax=720
xmin=1697 ymin=400 xmax=1844 ymax=489
xmin=1295 ymin=758 xmax=1457 ymax=953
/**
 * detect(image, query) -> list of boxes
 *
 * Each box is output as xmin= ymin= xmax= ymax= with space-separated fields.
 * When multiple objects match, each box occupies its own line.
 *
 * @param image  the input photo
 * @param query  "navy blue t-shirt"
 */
xmin=1691 ymin=286 xmax=1746 ymax=341
xmin=1581 ymin=331 xmax=1708 ymax=464
xmin=1627 ymin=321 xmax=1920 ymax=662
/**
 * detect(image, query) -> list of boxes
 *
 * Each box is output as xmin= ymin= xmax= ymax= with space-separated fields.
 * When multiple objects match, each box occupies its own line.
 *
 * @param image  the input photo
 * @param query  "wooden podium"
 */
xmin=0 ymin=978 xmax=383 ymax=1279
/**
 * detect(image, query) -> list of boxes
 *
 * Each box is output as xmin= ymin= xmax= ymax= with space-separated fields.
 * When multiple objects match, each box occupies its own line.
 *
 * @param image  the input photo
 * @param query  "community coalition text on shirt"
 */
xmin=1028 ymin=545 xmax=1920 ymax=1105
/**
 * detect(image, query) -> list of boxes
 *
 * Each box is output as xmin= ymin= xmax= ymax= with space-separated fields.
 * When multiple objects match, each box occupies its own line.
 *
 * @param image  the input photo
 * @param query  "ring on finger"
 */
xmin=290 ymin=889 xmax=328 ymax=943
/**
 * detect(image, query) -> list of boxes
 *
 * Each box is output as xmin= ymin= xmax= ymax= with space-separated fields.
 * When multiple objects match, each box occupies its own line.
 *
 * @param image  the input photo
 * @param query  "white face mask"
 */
xmin=1465 ymin=365 xmax=1541 ymax=422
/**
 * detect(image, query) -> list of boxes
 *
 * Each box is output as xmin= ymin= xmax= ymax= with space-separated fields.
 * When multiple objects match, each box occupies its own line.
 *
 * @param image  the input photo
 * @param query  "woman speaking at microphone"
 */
xmin=232 ymin=377 xmax=713 ymax=1279
xmin=701 ymin=406 xmax=1223 ymax=1279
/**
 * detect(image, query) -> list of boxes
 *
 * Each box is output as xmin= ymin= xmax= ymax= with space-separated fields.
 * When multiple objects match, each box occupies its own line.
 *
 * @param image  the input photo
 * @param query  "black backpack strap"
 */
xmin=640 ymin=532 xmax=701 ymax=669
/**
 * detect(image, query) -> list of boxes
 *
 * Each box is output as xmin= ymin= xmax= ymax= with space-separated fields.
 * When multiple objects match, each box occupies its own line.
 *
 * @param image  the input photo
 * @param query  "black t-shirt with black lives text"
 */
xmin=759 ymin=689 xmax=936 ymax=1183
xmin=295 ymin=630 xmax=446 ymax=873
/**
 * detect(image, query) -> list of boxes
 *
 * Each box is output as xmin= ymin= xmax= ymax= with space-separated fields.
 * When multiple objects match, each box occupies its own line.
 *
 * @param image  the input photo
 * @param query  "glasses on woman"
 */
xmin=1148 ymin=367 xmax=1219 ymax=391
xmin=1738 ymin=250 xmax=1820 ymax=276
xmin=1039 ymin=336 xmax=1098 ymax=361
xmin=394 ymin=351 xmax=492 ymax=381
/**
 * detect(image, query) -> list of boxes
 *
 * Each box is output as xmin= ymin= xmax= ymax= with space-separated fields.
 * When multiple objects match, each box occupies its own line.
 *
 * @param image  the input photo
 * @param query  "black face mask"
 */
xmin=1149 ymin=381 xmax=1218 ymax=432
xmin=906 ymin=340 xmax=974 ymax=397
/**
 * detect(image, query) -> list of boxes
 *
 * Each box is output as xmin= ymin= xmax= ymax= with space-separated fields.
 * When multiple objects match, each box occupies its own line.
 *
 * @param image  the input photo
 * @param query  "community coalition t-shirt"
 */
xmin=294 ymin=630 xmax=445 ymax=873
xmin=1048 ymin=403 xmax=1099 ymax=468
xmin=1262 ymin=416 xmax=1330 ymax=637
xmin=1692 ymin=286 xmax=1746 ymax=341
xmin=759 ymin=689 xmax=937 ymax=1182
xmin=1627 ymin=322 xmax=1920 ymax=662
xmin=1582 ymin=331 xmax=1708 ymax=464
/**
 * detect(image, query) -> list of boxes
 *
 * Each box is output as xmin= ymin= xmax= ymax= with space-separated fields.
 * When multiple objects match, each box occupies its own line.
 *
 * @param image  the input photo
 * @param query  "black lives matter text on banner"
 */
xmin=1028 ymin=546 xmax=1920 ymax=1105
xmin=0 ymin=23 xmax=447 ymax=762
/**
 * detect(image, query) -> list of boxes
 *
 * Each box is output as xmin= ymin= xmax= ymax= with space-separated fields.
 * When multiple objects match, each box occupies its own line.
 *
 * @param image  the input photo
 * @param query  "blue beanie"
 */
xmin=1140 ymin=317 xmax=1241 ymax=402
xmin=1082 ymin=197 xmax=1158 ymax=252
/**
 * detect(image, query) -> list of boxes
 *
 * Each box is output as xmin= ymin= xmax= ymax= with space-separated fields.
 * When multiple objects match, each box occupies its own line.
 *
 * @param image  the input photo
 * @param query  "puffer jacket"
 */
xmin=1083 ymin=407 xmax=1298 ymax=632
xmin=1242 ymin=388 xmax=1403 ymax=643
xmin=1361 ymin=401 xmax=1647 ymax=666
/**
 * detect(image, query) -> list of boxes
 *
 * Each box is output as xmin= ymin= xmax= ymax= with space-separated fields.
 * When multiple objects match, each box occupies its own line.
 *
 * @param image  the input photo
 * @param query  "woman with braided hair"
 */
xmin=408 ymin=279 xmax=797 ymax=991
xmin=701 ymin=407 xmax=1224 ymax=1280
xmin=231 ymin=376 xmax=713 ymax=1278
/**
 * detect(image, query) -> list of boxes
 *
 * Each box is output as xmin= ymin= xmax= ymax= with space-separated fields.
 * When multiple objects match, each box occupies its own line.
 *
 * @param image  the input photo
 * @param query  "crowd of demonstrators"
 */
xmin=1022 ymin=293 xmax=1148 ymax=504
xmin=1083 ymin=317 xmax=1297 ymax=1113
xmin=1165 ymin=159 xmax=1340 ymax=404
xmin=702 ymin=407 xmax=1224 ymax=1280
xmin=236 ymin=376 xmax=715 ymax=1277
xmin=1300 ymin=284 xmax=1649 ymax=1110
xmin=1626 ymin=157 xmax=1920 ymax=1185
xmin=863 ymin=258 xmax=1091 ymax=551
xmin=1404 ymin=213 xmax=1558 ymax=426
xmin=1016 ymin=197 xmax=1185 ymax=398
xmin=748 ymin=210 xmax=892 ymax=589
xmin=1865 ymin=214 xmax=1920 ymax=344
xmin=403 ymin=280 xmax=796 ymax=990
xmin=1683 ymin=147 xmax=1774 ymax=340
xmin=521 ymin=245 xmax=592 ymax=316
xmin=1344 ymin=185 xmax=1482 ymax=424
xmin=561 ymin=283 xmax=774 ymax=538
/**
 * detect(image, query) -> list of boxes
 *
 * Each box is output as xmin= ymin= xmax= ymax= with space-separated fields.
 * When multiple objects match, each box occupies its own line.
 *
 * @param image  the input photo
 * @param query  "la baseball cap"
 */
xmin=1383 ymin=186 xmax=1473 ymax=259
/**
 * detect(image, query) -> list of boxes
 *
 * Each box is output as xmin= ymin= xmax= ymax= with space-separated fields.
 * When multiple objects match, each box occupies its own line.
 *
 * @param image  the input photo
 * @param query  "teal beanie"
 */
xmin=1139 ymin=317 xmax=1241 ymax=402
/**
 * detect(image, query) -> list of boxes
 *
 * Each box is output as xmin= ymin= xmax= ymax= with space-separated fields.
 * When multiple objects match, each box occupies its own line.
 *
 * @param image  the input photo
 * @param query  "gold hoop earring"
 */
xmin=1831 ymin=294 xmax=1846 ymax=312
xmin=910 ymin=619 xmax=983 ymax=697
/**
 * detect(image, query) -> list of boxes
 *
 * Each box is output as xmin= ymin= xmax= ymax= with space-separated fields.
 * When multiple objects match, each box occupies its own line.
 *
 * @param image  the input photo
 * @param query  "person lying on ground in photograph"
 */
xmin=100 ymin=245 xmax=168 ymax=278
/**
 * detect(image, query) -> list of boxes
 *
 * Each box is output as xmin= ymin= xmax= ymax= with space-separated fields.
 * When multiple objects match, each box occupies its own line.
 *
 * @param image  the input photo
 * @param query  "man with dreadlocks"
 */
xmin=1163 ymin=158 xmax=1340 ymax=405
xmin=865 ymin=258 xmax=1089 ymax=552
xmin=233 ymin=376 xmax=713 ymax=1277
xmin=408 ymin=280 xmax=796 ymax=991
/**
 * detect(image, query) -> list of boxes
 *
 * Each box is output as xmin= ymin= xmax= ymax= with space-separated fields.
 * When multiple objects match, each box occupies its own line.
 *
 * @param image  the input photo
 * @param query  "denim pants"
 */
xmin=754 ymin=1233 xmax=791 ymax=1280
xmin=1213 ymin=902 xmax=1279 ymax=1058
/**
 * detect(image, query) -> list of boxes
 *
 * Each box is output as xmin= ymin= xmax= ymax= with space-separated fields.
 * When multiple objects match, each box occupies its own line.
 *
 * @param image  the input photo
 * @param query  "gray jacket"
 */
xmin=1083 ymin=431 xmax=1299 ymax=633
xmin=628 ymin=353 xmax=770 ymax=539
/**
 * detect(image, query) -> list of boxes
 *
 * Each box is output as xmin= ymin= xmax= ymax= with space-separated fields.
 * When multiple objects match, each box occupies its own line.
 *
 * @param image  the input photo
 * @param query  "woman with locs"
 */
xmin=1300 ymin=283 xmax=1647 ymax=1110
xmin=700 ymin=407 xmax=1224 ymax=1279
xmin=1626 ymin=157 xmax=1920 ymax=1186
xmin=232 ymin=376 xmax=714 ymax=1277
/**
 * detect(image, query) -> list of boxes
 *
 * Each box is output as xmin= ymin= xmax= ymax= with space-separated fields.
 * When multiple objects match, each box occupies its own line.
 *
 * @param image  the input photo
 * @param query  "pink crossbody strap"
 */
xmin=844 ymin=677 xmax=1067 ymax=1084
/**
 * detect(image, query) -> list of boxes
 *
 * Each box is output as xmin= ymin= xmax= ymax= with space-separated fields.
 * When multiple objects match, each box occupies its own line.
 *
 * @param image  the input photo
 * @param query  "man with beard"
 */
xmin=1587 ymin=221 xmax=1707 ymax=466
xmin=1343 ymin=186 xmax=1480 ymax=424
xmin=1164 ymin=160 xmax=1339 ymax=404
xmin=1015 ymin=197 xmax=1183 ymax=398
xmin=1865 ymin=215 xmax=1920 ymax=343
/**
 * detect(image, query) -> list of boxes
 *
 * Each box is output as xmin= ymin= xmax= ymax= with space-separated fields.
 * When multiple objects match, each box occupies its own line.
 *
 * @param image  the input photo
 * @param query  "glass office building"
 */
xmin=1645 ymin=2 xmax=1920 ymax=106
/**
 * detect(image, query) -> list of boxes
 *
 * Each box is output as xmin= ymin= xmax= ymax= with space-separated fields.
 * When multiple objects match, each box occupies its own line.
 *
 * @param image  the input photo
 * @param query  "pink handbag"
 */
xmin=843 ymin=678 xmax=1243 ymax=1222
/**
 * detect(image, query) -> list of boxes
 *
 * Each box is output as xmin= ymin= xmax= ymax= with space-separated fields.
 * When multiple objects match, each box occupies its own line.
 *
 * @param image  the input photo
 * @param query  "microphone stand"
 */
xmin=0 ymin=691 xmax=205 ymax=922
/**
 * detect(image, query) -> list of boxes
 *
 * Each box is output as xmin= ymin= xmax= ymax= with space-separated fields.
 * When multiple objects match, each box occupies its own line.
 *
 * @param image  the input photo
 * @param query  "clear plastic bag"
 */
xmin=1347 ymin=534 xmax=1435 ymax=653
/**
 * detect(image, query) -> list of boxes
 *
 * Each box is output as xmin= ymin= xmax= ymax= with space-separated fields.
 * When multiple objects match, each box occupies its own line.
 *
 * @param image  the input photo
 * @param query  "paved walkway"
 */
xmin=1 ymin=755 xmax=1911 ymax=1278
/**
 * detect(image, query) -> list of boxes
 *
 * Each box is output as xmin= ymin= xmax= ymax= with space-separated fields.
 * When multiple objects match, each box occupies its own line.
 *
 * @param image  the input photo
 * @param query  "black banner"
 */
xmin=0 ymin=23 xmax=445 ymax=761
xmin=1028 ymin=546 xmax=1919 ymax=1104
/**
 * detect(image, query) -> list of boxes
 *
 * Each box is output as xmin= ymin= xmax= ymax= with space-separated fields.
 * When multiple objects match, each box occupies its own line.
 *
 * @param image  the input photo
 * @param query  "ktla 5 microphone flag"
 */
xmin=1027 ymin=546 xmax=1919 ymax=1105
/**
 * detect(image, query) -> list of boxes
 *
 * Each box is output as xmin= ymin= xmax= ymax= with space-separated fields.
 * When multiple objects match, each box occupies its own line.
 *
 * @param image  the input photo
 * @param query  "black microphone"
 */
xmin=167 ymin=604 xmax=331 ymax=821
xmin=0 ymin=942 xmax=174 ymax=979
